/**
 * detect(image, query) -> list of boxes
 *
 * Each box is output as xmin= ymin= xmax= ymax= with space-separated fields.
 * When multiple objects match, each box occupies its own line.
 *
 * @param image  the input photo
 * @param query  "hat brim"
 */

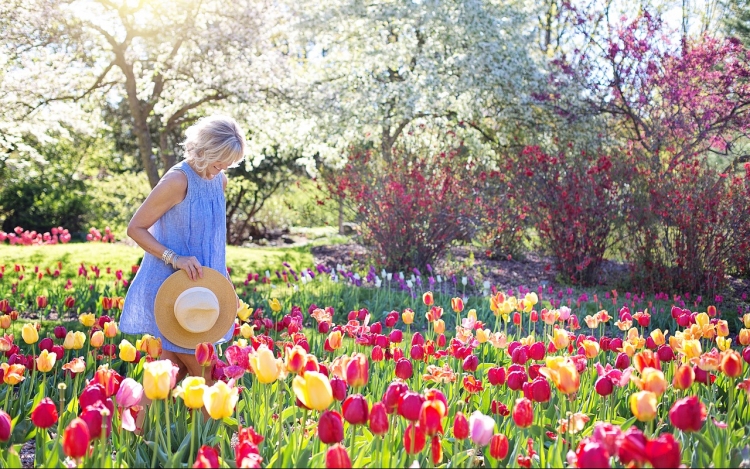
xmin=154 ymin=268 xmax=237 ymax=350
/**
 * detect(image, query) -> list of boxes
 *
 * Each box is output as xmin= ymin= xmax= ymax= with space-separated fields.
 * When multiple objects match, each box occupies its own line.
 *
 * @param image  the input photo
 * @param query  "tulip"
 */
xmin=195 ymin=343 xmax=216 ymax=368
xmin=330 ymin=376 xmax=347 ymax=401
xmin=634 ymin=368 xmax=667 ymax=396
xmin=119 ymin=340 xmax=137 ymax=363
xmin=402 ymin=309 xmax=414 ymax=325
xmin=326 ymin=330 xmax=343 ymax=351
xmin=369 ymin=402 xmax=389 ymax=435
xmin=404 ymin=423 xmax=426 ymax=454
xmin=394 ymin=358 xmax=413 ymax=380
xmin=490 ymin=434 xmax=509 ymax=460
xmin=79 ymin=313 xmax=96 ymax=328
xmin=0 ymin=411 xmax=11 ymax=442
xmin=175 ymin=376 xmax=207 ymax=409
xmin=669 ymin=396 xmax=706 ymax=432
xmin=512 ymin=398 xmax=533 ymax=428
xmin=591 ymin=422 xmax=621 ymax=456
xmin=739 ymin=329 xmax=750 ymax=347
xmin=36 ymin=296 xmax=48 ymax=309
xmin=595 ymin=376 xmax=614 ymax=396
xmin=382 ymin=381 xmax=408 ymax=413
xmin=618 ymin=427 xmax=648 ymax=466
xmin=645 ymin=433 xmax=681 ymax=469
xmin=0 ymin=316 xmax=10 ymax=330
xmin=249 ymin=345 xmax=282 ymax=384
xmin=575 ymin=440 xmax=610 ymax=468
xmin=419 ymin=399 xmax=446 ymax=436
xmin=673 ymin=364 xmax=695 ymax=390
xmin=63 ymin=418 xmax=91 ymax=459
xmin=135 ymin=335 xmax=162 ymax=359
xmin=342 ymin=394 xmax=369 ymax=425
xmin=487 ymin=367 xmax=506 ymax=386
xmin=614 ymin=352 xmax=630 ymax=369
xmin=433 ymin=319 xmax=445 ymax=334
xmin=194 ymin=445 xmax=220 ymax=468
xmin=720 ymin=350 xmax=743 ymax=378
xmin=318 ymin=410 xmax=344 ymax=444
xmin=103 ymin=321 xmax=118 ymax=338
xmin=629 ymin=391 xmax=657 ymax=422
xmin=467 ymin=410 xmax=495 ymax=447
xmin=506 ymin=370 xmax=527 ymax=391
xmin=580 ymin=340 xmax=600 ymax=358
xmin=550 ymin=328 xmax=570 ymax=350
xmin=116 ymin=378 xmax=143 ymax=409
xmin=21 ymin=323 xmax=38 ymax=344
xmin=1 ymin=363 xmax=25 ymax=385
xmin=143 ymin=359 xmax=179 ymax=400
xmin=345 ymin=353 xmax=369 ymax=388
xmin=398 ymin=391 xmax=425 ymax=422
xmin=539 ymin=356 xmax=580 ymax=394
xmin=462 ymin=354 xmax=479 ymax=372
xmin=63 ymin=331 xmax=86 ymax=350
xmin=451 ymin=297 xmax=464 ymax=313
xmin=268 ymin=298 xmax=282 ymax=312
xmin=529 ymin=377 xmax=551 ymax=402
xmin=430 ymin=435 xmax=443 ymax=464
xmin=203 ymin=381 xmax=239 ymax=420
xmin=423 ymin=291 xmax=434 ymax=306
xmin=325 ymin=444 xmax=351 ymax=468
xmin=36 ymin=350 xmax=56 ymax=373
xmin=31 ymin=397 xmax=58 ymax=428
xmin=292 ymin=371 xmax=334 ymax=411
xmin=81 ymin=401 xmax=113 ymax=439
xmin=90 ymin=331 xmax=104 ymax=348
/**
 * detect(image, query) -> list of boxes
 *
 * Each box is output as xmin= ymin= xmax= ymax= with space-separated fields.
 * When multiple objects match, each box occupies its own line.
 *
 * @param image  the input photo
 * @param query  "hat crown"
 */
xmin=173 ymin=287 xmax=220 ymax=334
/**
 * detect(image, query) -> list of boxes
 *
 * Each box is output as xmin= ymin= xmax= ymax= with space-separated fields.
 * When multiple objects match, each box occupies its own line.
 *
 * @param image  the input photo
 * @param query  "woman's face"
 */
xmin=204 ymin=160 xmax=232 ymax=179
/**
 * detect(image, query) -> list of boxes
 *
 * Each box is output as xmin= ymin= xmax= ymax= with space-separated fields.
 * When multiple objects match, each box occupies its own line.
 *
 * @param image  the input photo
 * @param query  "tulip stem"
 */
xmin=36 ymin=428 xmax=45 ymax=468
xmin=165 ymin=397 xmax=172 ymax=456
xmin=190 ymin=408 xmax=197 ymax=465
xmin=276 ymin=383 xmax=283 ymax=469
xmin=151 ymin=401 xmax=160 ymax=468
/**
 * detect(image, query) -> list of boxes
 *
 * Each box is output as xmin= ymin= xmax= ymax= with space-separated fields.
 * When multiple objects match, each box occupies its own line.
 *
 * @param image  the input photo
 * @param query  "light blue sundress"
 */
xmin=120 ymin=160 xmax=233 ymax=353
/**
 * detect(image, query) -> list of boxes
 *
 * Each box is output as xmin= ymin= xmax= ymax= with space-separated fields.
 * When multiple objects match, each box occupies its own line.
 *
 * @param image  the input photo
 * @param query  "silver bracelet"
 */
xmin=171 ymin=255 xmax=179 ymax=269
xmin=162 ymin=249 xmax=175 ymax=266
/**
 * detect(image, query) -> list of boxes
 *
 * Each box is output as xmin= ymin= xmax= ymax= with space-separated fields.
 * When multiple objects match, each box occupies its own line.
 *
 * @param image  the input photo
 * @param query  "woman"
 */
xmin=120 ymin=115 xmax=246 ymax=383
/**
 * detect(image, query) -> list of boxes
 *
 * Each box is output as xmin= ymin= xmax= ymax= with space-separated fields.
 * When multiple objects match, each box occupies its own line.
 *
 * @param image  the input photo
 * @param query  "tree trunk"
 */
xmin=338 ymin=194 xmax=344 ymax=235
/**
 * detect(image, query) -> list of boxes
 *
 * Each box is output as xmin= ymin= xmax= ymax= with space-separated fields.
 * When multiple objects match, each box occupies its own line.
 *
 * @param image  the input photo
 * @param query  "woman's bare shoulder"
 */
xmin=150 ymin=169 xmax=188 ymax=205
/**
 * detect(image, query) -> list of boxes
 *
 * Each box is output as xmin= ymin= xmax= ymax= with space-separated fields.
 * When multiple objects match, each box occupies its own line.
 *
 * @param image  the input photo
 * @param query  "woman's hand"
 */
xmin=175 ymin=256 xmax=203 ymax=281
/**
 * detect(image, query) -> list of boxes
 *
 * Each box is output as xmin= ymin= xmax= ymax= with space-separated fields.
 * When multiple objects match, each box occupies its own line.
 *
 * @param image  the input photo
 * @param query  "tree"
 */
xmin=1 ymin=0 xmax=285 ymax=187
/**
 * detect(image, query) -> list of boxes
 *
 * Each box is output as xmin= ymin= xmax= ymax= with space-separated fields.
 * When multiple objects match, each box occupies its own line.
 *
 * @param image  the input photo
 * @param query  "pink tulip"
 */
xmin=116 ymin=378 xmax=144 ymax=409
xmin=469 ymin=411 xmax=495 ymax=447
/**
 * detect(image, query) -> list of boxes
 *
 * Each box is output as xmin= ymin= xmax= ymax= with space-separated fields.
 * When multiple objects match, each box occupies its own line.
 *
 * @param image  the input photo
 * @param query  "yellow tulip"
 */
xmin=679 ymin=339 xmax=702 ymax=360
xmin=581 ymin=340 xmax=600 ymax=359
xmin=630 ymin=391 xmax=658 ymax=422
xmin=475 ymin=328 xmax=490 ymax=344
xmin=633 ymin=368 xmax=667 ymax=396
xmin=716 ymin=320 xmax=729 ymax=337
xmin=650 ymin=329 xmax=666 ymax=347
xmin=433 ymin=319 xmax=445 ymax=335
xmin=36 ymin=350 xmax=56 ymax=373
xmin=695 ymin=312 xmax=709 ymax=328
xmin=79 ymin=313 xmax=96 ymax=328
xmin=524 ymin=292 xmax=539 ymax=306
xmin=240 ymin=323 xmax=254 ymax=339
xmin=203 ymin=381 xmax=239 ymax=419
xmin=716 ymin=336 xmax=732 ymax=351
xmin=549 ymin=328 xmax=570 ymax=351
xmin=0 ymin=315 xmax=11 ymax=329
xmin=237 ymin=300 xmax=252 ymax=322
xmin=175 ymin=376 xmax=207 ymax=409
xmin=119 ymin=340 xmax=137 ymax=362
xmin=249 ymin=345 xmax=282 ymax=384
xmin=539 ymin=356 xmax=580 ymax=394
xmin=402 ymin=309 xmax=414 ymax=325
xmin=21 ymin=323 xmax=38 ymax=344
xmin=90 ymin=331 xmax=105 ymax=348
xmin=467 ymin=309 xmax=478 ymax=322
xmin=71 ymin=331 xmax=86 ymax=350
xmin=143 ymin=360 xmax=178 ymax=400
xmin=292 ymin=371 xmax=333 ymax=411
xmin=269 ymin=298 xmax=282 ymax=313
xmin=743 ymin=313 xmax=750 ymax=329
xmin=136 ymin=335 xmax=163 ymax=359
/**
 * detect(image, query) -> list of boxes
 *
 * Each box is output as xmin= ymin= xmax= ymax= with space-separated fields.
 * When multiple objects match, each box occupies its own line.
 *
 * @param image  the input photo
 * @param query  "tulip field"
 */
xmin=0 ymin=253 xmax=749 ymax=468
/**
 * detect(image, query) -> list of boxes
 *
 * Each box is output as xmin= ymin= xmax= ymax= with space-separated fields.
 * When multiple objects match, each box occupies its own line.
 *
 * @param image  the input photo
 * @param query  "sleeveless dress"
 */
xmin=120 ymin=160 xmax=234 ymax=354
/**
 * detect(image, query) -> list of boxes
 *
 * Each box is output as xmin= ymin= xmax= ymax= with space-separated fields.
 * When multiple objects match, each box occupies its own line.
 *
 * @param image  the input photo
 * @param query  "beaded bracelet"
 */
xmin=162 ymin=249 xmax=175 ymax=267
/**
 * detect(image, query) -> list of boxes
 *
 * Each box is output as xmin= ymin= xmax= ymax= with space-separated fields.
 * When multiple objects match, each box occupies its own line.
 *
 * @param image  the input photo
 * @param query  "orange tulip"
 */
xmin=720 ymin=350 xmax=742 ymax=378
xmin=0 ymin=363 xmax=25 ymax=385
xmin=327 ymin=330 xmax=343 ymax=351
xmin=402 ymin=309 xmax=415 ymax=325
xmin=451 ymin=297 xmax=464 ymax=313
xmin=673 ymin=365 xmax=695 ymax=390
xmin=632 ymin=368 xmax=667 ymax=396
xmin=539 ymin=357 xmax=580 ymax=395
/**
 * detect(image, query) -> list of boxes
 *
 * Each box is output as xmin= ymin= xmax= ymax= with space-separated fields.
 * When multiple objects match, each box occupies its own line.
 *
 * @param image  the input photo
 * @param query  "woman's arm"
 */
xmin=126 ymin=171 xmax=204 ymax=281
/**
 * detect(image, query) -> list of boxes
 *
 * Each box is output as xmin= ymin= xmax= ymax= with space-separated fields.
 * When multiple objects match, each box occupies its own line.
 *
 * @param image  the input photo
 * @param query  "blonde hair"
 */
xmin=182 ymin=115 xmax=246 ymax=175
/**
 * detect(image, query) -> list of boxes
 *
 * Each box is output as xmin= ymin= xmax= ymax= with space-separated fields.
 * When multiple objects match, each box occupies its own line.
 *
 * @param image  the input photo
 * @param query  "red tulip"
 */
xmin=453 ymin=411 xmax=469 ymax=440
xmin=369 ymin=402 xmax=389 ymax=435
xmin=645 ymin=433 xmax=681 ymax=469
xmin=54 ymin=325 xmax=67 ymax=340
xmin=382 ymin=381 xmax=408 ymax=413
xmin=92 ymin=366 xmax=122 ymax=397
xmin=462 ymin=354 xmax=479 ymax=372
xmin=575 ymin=440 xmax=610 ymax=468
xmin=31 ymin=397 xmax=58 ymax=429
xmin=617 ymin=427 xmax=648 ymax=466
xmin=419 ymin=400 xmax=446 ymax=436
xmin=398 ymin=391 xmax=425 ymax=422
xmin=595 ymin=376 xmax=614 ymax=396
xmin=0 ymin=410 xmax=12 ymax=441
xmin=720 ymin=350 xmax=743 ymax=378
xmin=342 ymin=394 xmax=369 ymax=425
xmin=395 ymin=359 xmax=413 ymax=380
xmin=410 ymin=344 xmax=425 ymax=360
xmin=39 ymin=337 xmax=54 ymax=353
xmin=318 ymin=411 xmax=344 ymax=444
xmin=64 ymin=297 xmax=76 ymax=309
xmin=528 ymin=378 xmax=551 ymax=403
xmin=489 ymin=434 xmax=509 ymax=460
xmin=529 ymin=342 xmax=545 ymax=361
xmin=370 ymin=322 xmax=382 ymax=334
xmin=614 ymin=352 xmax=630 ymax=369
xmin=512 ymin=398 xmax=533 ymax=428
xmin=742 ymin=346 xmax=750 ymax=364
xmin=506 ymin=370 xmax=527 ymax=391
xmin=512 ymin=312 xmax=521 ymax=324
xmin=404 ymin=423 xmax=426 ymax=454
xmin=389 ymin=329 xmax=403 ymax=343
xmin=325 ymin=444 xmax=351 ymax=468
xmin=194 ymin=445 xmax=221 ymax=468
xmin=62 ymin=417 xmax=90 ymax=459
xmin=487 ymin=367 xmax=506 ymax=386
xmin=36 ymin=296 xmax=48 ymax=309
xmin=345 ymin=353 xmax=369 ymax=388
xmin=669 ymin=396 xmax=706 ymax=432
xmin=411 ymin=332 xmax=425 ymax=346
xmin=81 ymin=401 xmax=113 ymax=438
xmin=195 ymin=343 xmax=215 ymax=367
xmin=329 ymin=376 xmax=347 ymax=402
xmin=371 ymin=345 xmax=384 ymax=362
xmin=511 ymin=346 xmax=529 ymax=364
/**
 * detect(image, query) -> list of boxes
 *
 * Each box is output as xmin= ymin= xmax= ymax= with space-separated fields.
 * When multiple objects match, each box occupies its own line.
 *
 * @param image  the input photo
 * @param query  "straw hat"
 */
xmin=154 ymin=268 xmax=237 ymax=349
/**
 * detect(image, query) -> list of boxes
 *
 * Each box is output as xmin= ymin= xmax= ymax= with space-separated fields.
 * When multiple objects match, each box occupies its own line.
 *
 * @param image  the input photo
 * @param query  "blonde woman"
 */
xmin=120 ymin=115 xmax=245 ymax=382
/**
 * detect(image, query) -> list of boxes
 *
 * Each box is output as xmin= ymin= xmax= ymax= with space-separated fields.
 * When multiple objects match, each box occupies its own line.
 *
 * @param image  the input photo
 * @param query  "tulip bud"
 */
xmin=31 ymin=397 xmax=58 ymax=429
xmin=325 ymin=443 xmax=352 ymax=469
xmin=63 ymin=417 xmax=91 ymax=459
xmin=720 ymin=350 xmax=742 ymax=378
xmin=369 ymin=402 xmax=389 ymax=435
xmin=453 ymin=411 xmax=469 ymax=440
xmin=512 ymin=398 xmax=533 ymax=428
xmin=318 ymin=410 xmax=344 ymax=444
xmin=529 ymin=377 xmax=551 ymax=403
xmin=395 ymin=359 xmax=413 ymax=380
xmin=389 ymin=329 xmax=403 ymax=343
xmin=330 ymin=376 xmax=347 ymax=402
xmin=614 ymin=352 xmax=630 ymax=369
xmin=489 ymin=434 xmax=509 ymax=460
xmin=462 ymin=354 xmax=479 ymax=372
xmin=0 ymin=410 xmax=11 ymax=441
xmin=487 ymin=367 xmax=506 ymax=386
xmin=595 ymin=376 xmax=614 ymax=396
xmin=195 ymin=343 xmax=216 ymax=367
xmin=371 ymin=345 xmax=384 ymax=362
xmin=423 ymin=291 xmax=434 ymax=306
xmin=345 ymin=353 xmax=369 ymax=388
xmin=342 ymin=394 xmax=369 ymax=425
xmin=54 ymin=326 xmax=67 ymax=340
